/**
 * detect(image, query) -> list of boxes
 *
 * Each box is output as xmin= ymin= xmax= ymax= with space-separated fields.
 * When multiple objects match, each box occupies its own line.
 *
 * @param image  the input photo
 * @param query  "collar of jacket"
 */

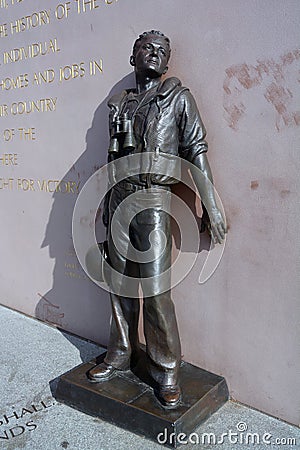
xmin=108 ymin=77 xmax=182 ymax=110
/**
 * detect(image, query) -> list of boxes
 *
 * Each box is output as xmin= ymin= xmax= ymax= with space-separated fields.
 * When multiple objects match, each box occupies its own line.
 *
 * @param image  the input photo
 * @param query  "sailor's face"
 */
xmin=133 ymin=35 xmax=170 ymax=77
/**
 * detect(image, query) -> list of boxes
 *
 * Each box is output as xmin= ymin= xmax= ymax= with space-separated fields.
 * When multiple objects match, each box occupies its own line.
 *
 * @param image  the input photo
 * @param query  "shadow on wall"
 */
xmin=35 ymin=72 xmax=136 ymax=355
xmin=34 ymin=71 xmax=211 ymax=362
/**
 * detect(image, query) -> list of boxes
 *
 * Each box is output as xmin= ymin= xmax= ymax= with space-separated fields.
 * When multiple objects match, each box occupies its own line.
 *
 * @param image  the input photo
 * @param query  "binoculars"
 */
xmin=108 ymin=112 xmax=136 ymax=154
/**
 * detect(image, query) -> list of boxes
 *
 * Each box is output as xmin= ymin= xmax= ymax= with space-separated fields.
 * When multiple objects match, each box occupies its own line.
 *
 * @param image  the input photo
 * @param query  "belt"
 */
xmin=116 ymin=180 xmax=170 ymax=192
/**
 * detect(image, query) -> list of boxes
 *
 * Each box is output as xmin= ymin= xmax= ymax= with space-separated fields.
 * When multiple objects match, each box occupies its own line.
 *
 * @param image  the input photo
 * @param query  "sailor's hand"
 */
xmin=202 ymin=207 xmax=227 ymax=244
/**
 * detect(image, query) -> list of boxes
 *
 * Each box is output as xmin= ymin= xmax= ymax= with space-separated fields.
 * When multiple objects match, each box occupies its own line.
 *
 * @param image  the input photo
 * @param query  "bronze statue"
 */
xmin=87 ymin=30 xmax=226 ymax=408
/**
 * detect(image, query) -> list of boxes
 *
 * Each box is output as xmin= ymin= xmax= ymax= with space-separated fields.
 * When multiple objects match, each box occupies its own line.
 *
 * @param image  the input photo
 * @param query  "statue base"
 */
xmin=55 ymin=352 xmax=228 ymax=448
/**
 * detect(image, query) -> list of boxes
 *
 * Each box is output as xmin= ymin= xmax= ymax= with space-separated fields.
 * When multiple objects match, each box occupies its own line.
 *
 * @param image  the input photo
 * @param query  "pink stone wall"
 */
xmin=0 ymin=0 xmax=299 ymax=426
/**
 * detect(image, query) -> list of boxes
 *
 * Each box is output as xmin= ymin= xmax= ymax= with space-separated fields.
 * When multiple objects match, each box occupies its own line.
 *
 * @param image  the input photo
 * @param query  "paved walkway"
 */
xmin=0 ymin=305 xmax=298 ymax=449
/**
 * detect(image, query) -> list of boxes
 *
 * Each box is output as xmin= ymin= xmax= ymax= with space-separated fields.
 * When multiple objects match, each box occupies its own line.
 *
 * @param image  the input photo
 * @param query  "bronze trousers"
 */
xmin=104 ymin=183 xmax=181 ymax=386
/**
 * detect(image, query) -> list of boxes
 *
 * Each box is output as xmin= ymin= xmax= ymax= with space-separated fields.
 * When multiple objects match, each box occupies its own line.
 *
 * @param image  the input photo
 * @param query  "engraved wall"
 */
xmin=0 ymin=0 xmax=299 ymax=426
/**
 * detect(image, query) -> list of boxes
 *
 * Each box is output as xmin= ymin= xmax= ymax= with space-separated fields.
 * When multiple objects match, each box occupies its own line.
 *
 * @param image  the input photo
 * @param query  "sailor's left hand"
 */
xmin=202 ymin=207 xmax=227 ymax=244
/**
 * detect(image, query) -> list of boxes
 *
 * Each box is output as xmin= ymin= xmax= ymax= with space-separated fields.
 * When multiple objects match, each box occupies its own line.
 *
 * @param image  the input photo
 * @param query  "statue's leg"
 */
xmin=104 ymin=187 xmax=141 ymax=368
xmin=133 ymin=200 xmax=182 ymax=406
xmin=143 ymin=291 xmax=181 ymax=386
xmin=88 ymin=262 xmax=139 ymax=382
xmin=104 ymin=293 xmax=140 ymax=369
xmin=88 ymin=186 xmax=140 ymax=381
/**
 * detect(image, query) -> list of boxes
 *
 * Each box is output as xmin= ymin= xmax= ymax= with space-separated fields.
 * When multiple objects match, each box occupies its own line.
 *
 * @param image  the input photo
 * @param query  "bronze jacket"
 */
xmin=107 ymin=76 xmax=208 ymax=185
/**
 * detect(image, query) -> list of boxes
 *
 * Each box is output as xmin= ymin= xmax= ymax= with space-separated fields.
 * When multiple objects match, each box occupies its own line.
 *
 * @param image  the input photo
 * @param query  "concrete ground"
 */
xmin=0 ymin=305 xmax=298 ymax=450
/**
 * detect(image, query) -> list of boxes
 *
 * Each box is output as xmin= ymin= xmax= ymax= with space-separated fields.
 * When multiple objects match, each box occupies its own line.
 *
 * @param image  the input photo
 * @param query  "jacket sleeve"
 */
xmin=176 ymin=89 xmax=208 ymax=161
